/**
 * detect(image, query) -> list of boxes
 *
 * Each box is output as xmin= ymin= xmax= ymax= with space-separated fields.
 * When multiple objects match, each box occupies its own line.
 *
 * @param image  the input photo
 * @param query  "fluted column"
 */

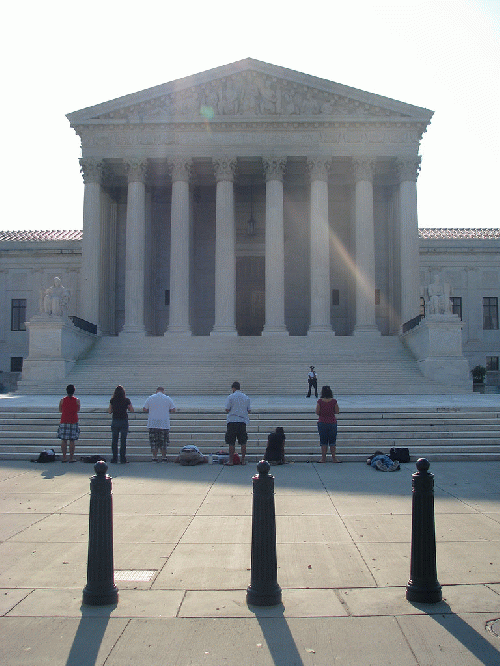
xmin=80 ymin=158 xmax=103 ymax=326
xmin=308 ymin=157 xmax=333 ymax=334
xmin=121 ymin=159 xmax=147 ymax=335
xmin=397 ymin=157 xmax=421 ymax=326
xmin=211 ymin=157 xmax=237 ymax=336
xmin=166 ymin=158 xmax=192 ymax=335
xmin=262 ymin=157 xmax=288 ymax=336
xmin=353 ymin=157 xmax=380 ymax=336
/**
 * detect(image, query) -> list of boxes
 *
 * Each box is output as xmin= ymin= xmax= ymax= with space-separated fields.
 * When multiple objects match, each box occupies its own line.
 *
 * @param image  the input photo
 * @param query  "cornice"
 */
xmin=67 ymin=58 xmax=433 ymax=125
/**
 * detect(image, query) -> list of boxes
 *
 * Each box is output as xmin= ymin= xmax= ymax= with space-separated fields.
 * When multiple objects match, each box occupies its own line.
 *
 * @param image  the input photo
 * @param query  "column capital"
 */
xmin=307 ymin=157 xmax=331 ymax=182
xmin=125 ymin=158 xmax=148 ymax=184
xmin=263 ymin=157 xmax=287 ymax=182
xmin=79 ymin=158 xmax=104 ymax=184
xmin=352 ymin=157 xmax=375 ymax=183
xmin=169 ymin=157 xmax=193 ymax=183
xmin=213 ymin=156 xmax=237 ymax=182
xmin=396 ymin=156 xmax=421 ymax=182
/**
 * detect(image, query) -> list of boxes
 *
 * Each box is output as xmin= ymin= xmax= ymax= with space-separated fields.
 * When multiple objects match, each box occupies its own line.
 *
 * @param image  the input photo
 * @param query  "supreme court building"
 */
xmin=69 ymin=58 xmax=429 ymax=339
xmin=2 ymin=59 xmax=499 ymax=393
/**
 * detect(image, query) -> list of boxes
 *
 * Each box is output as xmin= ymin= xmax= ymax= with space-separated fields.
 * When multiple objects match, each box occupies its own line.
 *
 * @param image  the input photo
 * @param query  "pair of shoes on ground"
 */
xmin=152 ymin=459 xmax=167 ymax=463
xmin=111 ymin=458 xmax=127 ymax=463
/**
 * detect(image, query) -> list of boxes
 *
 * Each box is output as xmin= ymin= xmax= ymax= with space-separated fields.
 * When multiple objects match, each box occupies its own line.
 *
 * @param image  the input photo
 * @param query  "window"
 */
xmin=10 ymin=357 xmax=23 ymax=372
xmin=483 ymin=297 xmax=498 ymax=330
xmin=375 ymin=289 xmax=380 ymax=306
xmin=331 ymin=289 xmax=339 ymax=306
xmin=450 ymin=297 xmax=462 ymax=319
xmin=419 ymin=297 xmax=425 ymax=317
xmin=164 ymin=290 xmax=170 ymax=306
xmin=11 ymin=299 xmax=26 ymax=331
xmin=486 ymin=356 xmax=499 ymax=372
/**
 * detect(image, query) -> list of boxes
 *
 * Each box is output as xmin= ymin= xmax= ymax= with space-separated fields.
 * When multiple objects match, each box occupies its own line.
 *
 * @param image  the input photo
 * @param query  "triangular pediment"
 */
xmin=67 ymin=58 xmax=432 ymax=125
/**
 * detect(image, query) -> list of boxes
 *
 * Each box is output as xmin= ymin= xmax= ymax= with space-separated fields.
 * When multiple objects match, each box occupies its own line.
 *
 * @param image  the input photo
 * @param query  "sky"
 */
xmin=1 ymin=0 xmax=498 ymax=231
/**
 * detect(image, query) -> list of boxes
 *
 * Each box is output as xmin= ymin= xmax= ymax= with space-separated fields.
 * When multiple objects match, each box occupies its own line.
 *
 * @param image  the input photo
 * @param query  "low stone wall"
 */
xmin=401 ymin=314 xmax=471 ymax=388
xmin=19 ymin=316 xmax=97 ymax=386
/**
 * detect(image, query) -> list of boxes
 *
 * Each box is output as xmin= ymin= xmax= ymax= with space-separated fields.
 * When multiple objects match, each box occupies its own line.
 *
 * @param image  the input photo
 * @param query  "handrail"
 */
xmin=69 ymin=316 xmax=97 ymax=335
xmin=401 ymin=314 xmax=424 ymax=335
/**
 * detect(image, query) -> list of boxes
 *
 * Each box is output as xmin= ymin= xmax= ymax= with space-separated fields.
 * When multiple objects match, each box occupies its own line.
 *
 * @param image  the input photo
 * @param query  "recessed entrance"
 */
xmin=236 ymin=256 xmax=265 ymax=336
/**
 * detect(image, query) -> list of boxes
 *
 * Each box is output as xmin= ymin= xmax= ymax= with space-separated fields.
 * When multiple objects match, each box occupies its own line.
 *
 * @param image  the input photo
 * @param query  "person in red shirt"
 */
xmin=58 ymin=384 xmax=80 ymax=463
xmin=315 ymin=385 xmax=340 ymax=463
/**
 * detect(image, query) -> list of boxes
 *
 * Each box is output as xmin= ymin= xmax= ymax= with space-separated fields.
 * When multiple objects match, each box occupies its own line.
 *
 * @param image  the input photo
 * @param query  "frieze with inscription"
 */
xmin=76 ymin=124 xmax=424 ymax=151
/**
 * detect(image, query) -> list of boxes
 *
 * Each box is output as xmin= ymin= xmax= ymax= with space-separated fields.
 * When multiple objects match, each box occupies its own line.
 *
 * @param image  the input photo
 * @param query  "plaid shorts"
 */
xmin=149 ymin=428 xmax=169 ymax=450
xmin=57 ymin=423 xmax=80 ymax=441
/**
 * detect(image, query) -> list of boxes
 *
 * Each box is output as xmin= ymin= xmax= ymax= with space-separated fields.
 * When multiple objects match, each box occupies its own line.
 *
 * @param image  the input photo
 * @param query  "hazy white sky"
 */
xmin=1 ymin=0 xmax=498 ymax=230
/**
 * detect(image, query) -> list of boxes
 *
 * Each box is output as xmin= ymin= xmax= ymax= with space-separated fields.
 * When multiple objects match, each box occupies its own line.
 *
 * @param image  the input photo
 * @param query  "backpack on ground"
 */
xmin=389 ymin=447 xmax=410 ymax=463
xmin=34 ymin=449 xmax=56 ymax=463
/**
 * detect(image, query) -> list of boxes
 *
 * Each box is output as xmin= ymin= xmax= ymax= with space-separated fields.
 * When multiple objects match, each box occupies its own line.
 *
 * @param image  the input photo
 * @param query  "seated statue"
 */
xmin=426 ymin=274 xmax=452 ymax=316
xmin=42 ymin=277 xmax=70 ymax=316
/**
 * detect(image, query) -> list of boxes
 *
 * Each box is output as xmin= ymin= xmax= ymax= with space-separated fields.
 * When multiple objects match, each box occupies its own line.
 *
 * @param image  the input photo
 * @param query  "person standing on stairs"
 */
xmin=108 ymin=385 xmax=134 ymax=463
xmin=316 ymin=385 xmax=340 ymax=463
xmin=143 ymin=387 xmax=176 ymax=462
xmin=57 ymin=384 xmax=80 ymax=463
xmin=306 ymin=366 xmax=318 ymax=398
xmin=224 ymin=381 xmax=251 ymax=466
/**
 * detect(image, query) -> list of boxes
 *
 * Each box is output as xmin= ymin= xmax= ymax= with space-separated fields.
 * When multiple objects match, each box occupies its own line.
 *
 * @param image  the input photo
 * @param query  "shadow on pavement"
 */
xmin=250 ymin=605 xmax=305 ymax=666
xmin=65 ymin=605 xmax=116 ymax=666
xmin=414 ymin=601 xmax=500 ymax=666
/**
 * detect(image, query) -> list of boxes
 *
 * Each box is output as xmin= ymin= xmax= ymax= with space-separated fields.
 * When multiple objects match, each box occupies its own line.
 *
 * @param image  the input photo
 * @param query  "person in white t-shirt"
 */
xmin=224 ymin=381 xmax=251 ymax=466
xmin=143 ymin=387 xmax=176 ymax=462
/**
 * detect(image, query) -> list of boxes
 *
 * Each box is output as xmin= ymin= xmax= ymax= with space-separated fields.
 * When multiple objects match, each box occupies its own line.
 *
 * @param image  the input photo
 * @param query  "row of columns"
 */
xmin=80 ymin=155 xmax=421 ymax=336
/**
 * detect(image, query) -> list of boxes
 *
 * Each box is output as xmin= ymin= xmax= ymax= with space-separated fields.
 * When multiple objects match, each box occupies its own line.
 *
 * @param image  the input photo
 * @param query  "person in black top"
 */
xmin=108 ymin=385 xmax=134 ymax=463
xmin=264 ymin=427 xmax=286 ymax=464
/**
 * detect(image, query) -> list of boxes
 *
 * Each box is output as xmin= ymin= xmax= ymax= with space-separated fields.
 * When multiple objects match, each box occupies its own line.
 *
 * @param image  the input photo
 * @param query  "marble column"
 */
xmin=211 ymin=157 xmax=237 ymax=336
xmin=262 ymin=157 xmax=288 ymax=335
xmin=79 ymin=158 xmax=103 ymax=326
xmin=397 ymin=157 xmax=421 ymax=326
xmin=121 ymin=159 xmax=147 ymax=336
xmin=166 ymin=158 xmax=192 ymax=335
xmin=308 ymin=157 xmax=333 ymax=335
xmin=353 ymin=157 xmax=380 ymax=336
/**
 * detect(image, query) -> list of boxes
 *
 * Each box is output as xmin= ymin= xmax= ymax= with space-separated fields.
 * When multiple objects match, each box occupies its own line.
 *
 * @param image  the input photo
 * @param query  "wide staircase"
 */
xmin=1 ymin=405 xmax=499 ymax=463
xmin=18 ymin=334 xmax=469 ymax=395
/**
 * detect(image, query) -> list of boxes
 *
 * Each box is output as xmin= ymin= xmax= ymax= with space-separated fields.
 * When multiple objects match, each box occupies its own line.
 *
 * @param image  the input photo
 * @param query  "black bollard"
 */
xmin=406 ymin=458 xmax=442 ymax=603
xmin=246 ymin=460 xmax=282 ymax=606
xmin=82 ymin=461 xmax=118 ymax=606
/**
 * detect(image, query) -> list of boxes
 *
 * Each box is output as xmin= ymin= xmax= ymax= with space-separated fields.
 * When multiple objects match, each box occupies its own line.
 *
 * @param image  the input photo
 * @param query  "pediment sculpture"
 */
xmin=94 ymin=72 xmax=408 ymax=123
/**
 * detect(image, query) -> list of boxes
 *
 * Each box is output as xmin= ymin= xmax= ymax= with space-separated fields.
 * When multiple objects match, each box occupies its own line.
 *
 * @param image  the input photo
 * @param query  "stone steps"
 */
xmin=17 ymin=335 xmax=470 ymax=395
xmin=1 ymin=407 xmax=498 ymax=462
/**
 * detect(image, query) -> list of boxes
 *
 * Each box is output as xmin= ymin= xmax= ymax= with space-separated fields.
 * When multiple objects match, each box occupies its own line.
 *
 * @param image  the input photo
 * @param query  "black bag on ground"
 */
xmin=389 ymin=447 xmax=410 ymax=463
xmin=80 ymin=455 xmax=107 ymax=463
xmin=34 ymin=449 xmax=56 ymax=463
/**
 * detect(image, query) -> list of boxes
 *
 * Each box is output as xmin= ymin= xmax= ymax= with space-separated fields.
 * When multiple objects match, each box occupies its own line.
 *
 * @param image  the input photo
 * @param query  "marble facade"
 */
xmin=68 ymin=59 xmax=430 ymax=339
xmin=0 ymin=61 xmax=498 ymax=388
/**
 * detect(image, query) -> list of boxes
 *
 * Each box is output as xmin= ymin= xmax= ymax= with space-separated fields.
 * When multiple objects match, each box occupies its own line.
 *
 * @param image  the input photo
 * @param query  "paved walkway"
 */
xmin=0 ymin=457 xmax=499 ymax=665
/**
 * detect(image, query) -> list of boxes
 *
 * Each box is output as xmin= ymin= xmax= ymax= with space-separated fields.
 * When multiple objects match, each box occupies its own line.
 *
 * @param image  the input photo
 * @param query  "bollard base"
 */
xmin=406 ymin=582 xmax=442 ymax=604
xmin=246 ymin=584 xmax=282 ymax=607
xmin=82 ymin=584 xmax=119 ymax=606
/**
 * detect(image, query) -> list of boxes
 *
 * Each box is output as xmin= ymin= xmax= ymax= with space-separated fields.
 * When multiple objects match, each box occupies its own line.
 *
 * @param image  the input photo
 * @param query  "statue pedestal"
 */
xmin=402 ymin=315 xmax=471 ymax=388
xmin=20 ymin=316 xmax=98 ymax=385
